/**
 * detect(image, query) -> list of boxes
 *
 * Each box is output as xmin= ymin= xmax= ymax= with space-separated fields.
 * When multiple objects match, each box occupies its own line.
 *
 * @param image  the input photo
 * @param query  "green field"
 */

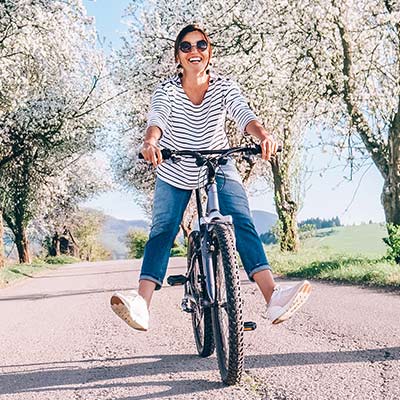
xmin=301 ymin=223 xmax=387 ymax=257
xmin=267 ymin=223 xmax=400 ymax=288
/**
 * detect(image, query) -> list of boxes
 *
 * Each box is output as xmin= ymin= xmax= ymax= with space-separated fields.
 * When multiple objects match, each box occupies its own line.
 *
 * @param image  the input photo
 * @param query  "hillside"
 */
xmin=99 ymin=216 xmax=149 ymax=259
xmin=251 ymin=210 xmax=277 ymax=235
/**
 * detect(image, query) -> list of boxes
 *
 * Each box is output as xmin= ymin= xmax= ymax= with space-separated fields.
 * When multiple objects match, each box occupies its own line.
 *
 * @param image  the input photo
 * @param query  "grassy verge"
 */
xmin=266 ymin=245 xmax=400 ymax=288
xmin=0 ymin=255 xmax=80 ymax=288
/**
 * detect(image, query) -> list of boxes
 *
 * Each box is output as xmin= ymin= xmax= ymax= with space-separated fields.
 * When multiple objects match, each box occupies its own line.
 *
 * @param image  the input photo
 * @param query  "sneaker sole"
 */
xmin=110 ymin=300 xmax=148 ymax=332
xmin=272 ymin=281 xmax=312 ymax=325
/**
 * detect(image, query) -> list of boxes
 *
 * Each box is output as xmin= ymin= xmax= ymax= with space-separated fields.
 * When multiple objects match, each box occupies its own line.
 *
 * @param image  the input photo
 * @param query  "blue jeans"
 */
xmin=140 ymin=169 xmax=272 ymax=289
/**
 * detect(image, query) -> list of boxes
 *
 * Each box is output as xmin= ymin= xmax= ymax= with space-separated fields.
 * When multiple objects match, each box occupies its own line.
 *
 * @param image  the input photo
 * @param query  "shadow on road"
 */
xmin=36 ymin=264 xmax=186 ymax=280
xmin=1 ymin=347 xmax=399 ymax=398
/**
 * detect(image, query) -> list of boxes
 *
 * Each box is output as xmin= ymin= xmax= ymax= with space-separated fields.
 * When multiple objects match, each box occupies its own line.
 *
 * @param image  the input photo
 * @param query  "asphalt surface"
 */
xmin=0 ymin=258 xmax=399 ymax=400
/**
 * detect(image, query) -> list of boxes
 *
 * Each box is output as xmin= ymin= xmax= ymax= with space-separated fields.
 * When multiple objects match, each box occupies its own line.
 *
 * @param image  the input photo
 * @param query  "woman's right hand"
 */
xmin=141 ymin=140 xmax=163 ymax=167
xmin=141 ymin=126 xmax=163 ymax=167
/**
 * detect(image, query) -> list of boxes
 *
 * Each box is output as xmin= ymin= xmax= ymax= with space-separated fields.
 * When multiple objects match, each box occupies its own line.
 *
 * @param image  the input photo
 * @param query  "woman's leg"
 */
xmin=138 ymin=280 xmax=157 ymax=308
xmin=252 ymin=270 xmax=276 ymax=303
xmin=139 ymin=178 xmax=192 ymax=307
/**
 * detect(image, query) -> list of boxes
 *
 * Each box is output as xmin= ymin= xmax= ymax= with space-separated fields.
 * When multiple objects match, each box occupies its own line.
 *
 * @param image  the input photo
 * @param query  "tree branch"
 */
xmin=336 ymin=19 xmax=389 ymax=178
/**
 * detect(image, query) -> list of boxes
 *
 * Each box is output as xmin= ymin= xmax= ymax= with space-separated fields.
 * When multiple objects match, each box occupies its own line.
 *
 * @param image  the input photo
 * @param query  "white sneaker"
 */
xmin=110 ymin=290 xmax=149 ymax=331
xmin=266 ymin=280 xmax=312 ymax=325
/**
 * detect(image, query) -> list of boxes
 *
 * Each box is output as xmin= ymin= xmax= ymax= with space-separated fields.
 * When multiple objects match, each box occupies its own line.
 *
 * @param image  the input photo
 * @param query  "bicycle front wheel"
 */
xmin=211 ymin=223 xmax=244 ymax=385
xmin=187 ymin=231 xmax=214 ymax=357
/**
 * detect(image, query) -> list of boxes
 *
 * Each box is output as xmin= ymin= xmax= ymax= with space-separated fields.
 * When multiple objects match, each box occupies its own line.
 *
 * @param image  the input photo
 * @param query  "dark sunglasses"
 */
xmin=179 ymin=40 xmax=208 ymax=53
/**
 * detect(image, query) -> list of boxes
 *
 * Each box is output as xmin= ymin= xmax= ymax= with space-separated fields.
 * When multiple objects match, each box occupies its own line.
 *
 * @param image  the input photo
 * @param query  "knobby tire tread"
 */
xmin=212 ymin=223 xmax=244 ymax=385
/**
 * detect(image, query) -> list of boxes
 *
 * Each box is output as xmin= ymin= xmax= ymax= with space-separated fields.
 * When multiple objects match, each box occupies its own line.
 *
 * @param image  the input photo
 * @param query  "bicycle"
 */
xmin=153 ymin=144 xmax=272 ymax=385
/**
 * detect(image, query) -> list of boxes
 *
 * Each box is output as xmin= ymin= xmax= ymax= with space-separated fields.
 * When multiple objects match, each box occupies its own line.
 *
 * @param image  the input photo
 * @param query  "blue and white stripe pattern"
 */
xmin=147 ymin=73 xmax=257 ymax=189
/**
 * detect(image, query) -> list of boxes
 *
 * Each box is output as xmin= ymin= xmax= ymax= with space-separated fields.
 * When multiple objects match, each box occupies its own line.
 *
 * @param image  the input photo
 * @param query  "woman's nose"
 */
xmin=189 ymin=45 xmax=199 ymax=54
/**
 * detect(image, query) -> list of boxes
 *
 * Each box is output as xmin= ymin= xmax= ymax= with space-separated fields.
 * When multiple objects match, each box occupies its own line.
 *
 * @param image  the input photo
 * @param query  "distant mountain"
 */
xmin=100 ymin=210 xmax=277 ymax=259
xmin=100 ymin=216 xmax=149 ymax=259
xmin=251 ymin=210 xmax=278 ymax=235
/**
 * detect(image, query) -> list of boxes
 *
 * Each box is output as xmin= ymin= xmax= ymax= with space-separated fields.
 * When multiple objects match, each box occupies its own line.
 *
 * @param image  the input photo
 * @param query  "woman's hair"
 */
xmin=174 ymin=24 xmax=211 ymax=62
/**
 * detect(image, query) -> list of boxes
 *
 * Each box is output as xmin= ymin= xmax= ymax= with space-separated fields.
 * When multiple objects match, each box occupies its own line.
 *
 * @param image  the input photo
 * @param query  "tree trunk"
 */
xmin=382 ymin=118 xmax=400 ymax=225
xmin=15 ymin=227 xmax=31 ymax=264
xmin=180 ymin=195 xmax=198 ymax=244
xmin=270 ymin=156 xmax=299 ymax=252
xmin=180 ymin=223 xmax=191 ymax=242
xmin=51 ymin=232 xmax=61 ymax=256
xmin=3 ymin=211 xmax=31 ymax=264
xmin=0 ymin=209 xmax=4 ymax=269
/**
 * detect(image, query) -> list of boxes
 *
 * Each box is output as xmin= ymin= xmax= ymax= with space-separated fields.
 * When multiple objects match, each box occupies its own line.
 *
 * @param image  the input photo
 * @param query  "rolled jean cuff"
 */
xmin=248 ymin=263 xmax=272 ymax=282
xmin=139 ymin=274 xmax=163 ymax=291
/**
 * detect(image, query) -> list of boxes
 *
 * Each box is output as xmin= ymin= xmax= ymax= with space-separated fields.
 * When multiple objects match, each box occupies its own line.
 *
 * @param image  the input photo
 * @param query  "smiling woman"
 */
xmin=109 ymin=23 xmax=311 ymax=335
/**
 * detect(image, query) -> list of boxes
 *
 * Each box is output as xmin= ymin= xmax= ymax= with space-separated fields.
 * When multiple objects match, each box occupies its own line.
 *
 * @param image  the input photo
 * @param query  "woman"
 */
xmin=111 ymin=24 xmax=311 ymax=331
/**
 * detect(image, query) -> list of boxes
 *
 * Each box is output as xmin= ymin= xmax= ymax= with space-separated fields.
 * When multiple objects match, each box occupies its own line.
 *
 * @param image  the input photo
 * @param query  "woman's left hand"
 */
xmin=245 ymin=120 xmax=279 ymax=161
xmin=259 ymin=134 xmax=279 ymax=161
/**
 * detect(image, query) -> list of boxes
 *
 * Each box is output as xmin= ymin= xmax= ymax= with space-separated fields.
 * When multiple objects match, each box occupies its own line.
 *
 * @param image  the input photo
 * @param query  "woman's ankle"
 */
xmin=138 ymin=279 xmax=157 ymax=309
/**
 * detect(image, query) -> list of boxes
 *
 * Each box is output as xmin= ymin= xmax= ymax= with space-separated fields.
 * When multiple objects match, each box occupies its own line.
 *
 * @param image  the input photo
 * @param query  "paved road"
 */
xmin=0 ymin=259 xmax=399 ymax=400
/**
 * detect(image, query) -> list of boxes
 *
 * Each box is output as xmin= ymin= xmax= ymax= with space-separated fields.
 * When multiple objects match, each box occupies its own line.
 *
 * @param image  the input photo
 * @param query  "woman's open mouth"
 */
xmin=189 ymin=57 xmax=202 ymax=63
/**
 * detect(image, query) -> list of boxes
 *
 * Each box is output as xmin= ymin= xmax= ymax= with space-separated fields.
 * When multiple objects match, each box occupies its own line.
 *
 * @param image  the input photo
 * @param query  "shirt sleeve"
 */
xmin=224 ymin=80 xmax=258 ymax=133
xmin=146 ymin=85 xmax=171 ymax=132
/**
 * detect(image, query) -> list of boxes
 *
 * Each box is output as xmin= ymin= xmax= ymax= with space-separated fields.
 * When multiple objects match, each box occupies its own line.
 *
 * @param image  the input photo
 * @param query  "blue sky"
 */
xmin=82 ymin=0 xmax=385 ymax=225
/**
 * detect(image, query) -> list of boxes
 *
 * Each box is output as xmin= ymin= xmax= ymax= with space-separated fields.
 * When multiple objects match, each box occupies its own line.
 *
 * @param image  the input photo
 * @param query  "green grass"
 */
xmin=302 ymin=223 xmax=387 ymax=258
xmin=266 ymin=223 xmax=400 ymax=288
xmin=43 ymin=255 xmax=80 ymax=264
xmin=0 ymin=256 xmax=80 ymax=288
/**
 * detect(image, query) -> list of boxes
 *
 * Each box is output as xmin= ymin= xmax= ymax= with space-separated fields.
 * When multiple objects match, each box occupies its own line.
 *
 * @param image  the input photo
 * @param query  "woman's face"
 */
xmin=177 ymin=31 xmax=211 ymax=74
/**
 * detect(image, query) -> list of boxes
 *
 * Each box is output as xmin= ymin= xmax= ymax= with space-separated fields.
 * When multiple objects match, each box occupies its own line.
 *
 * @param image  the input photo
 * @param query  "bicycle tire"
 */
xmin=187 ymin=231 xmax=215 ymax=357
xmin=211 ymin=223 xmax=244 ymax=385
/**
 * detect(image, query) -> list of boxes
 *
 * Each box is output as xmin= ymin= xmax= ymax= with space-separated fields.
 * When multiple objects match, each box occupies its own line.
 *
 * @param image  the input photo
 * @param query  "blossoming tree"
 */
xmin=0 ymin=0 xmax=115 ymax=264
xmin=113 ymin=0 xmax=315 ymax=251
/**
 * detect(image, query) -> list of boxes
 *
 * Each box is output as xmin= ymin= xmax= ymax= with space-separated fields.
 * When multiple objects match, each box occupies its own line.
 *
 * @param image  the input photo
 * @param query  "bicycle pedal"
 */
xmin=167 ymin=274 xmax=187 ymax=286
xmin=181 ymin=296 xmax=195 ymax=313
xmin=244 ymin=321 xmax=257 ymax=331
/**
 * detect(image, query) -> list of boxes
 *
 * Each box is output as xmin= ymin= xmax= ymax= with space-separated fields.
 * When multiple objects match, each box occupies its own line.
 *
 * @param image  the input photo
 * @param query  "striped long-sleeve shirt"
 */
xmin=147 ymin=73 xmax=258 ymax=190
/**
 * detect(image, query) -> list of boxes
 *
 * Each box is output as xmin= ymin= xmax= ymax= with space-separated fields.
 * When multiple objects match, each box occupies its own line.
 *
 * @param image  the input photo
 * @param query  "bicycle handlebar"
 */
xmin=139 ymin=144 xmax=282 ymax=161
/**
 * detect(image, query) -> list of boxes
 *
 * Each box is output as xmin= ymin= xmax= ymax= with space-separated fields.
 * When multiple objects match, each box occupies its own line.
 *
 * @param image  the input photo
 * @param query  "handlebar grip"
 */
xmin=252 ymin=144 xmax=283 ymax=154
xmin=138 ymin=149 xmax=172 ymax=160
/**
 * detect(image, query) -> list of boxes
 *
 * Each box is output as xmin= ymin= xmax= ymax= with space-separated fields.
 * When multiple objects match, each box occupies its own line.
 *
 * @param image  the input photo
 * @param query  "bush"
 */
xmin=126 ymin=230 xmax=149 ymax=259
xmin=170 ymin=241 xmax=187 ymax=257
xmin=44 ymin=255 xmax=80 ymax=264
xmin=260 ymin=230 xmax=277 ymax=245
xmin=383 ymin=224 xmax=400 ymax=263
xmin=299 ymin=223 xmax=317 ymax=239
